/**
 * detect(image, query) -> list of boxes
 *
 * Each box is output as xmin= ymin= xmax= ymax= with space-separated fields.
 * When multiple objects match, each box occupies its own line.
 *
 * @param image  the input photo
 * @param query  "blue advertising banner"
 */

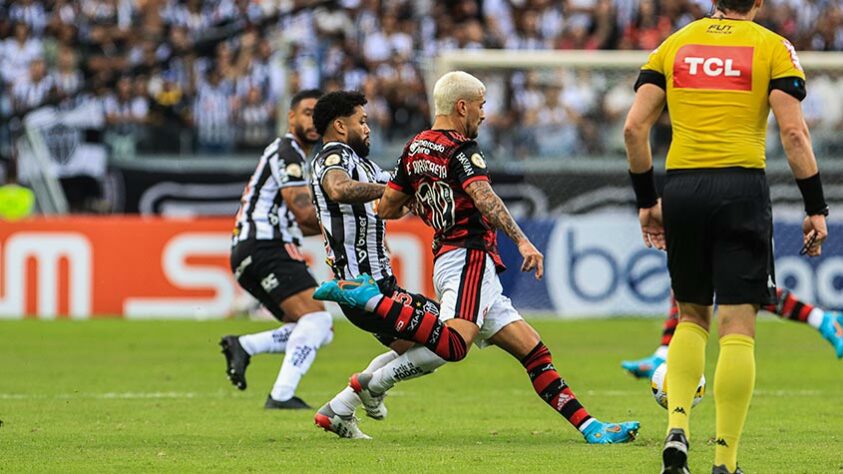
xmin=497 ymin=214 xmax=842 ymax=317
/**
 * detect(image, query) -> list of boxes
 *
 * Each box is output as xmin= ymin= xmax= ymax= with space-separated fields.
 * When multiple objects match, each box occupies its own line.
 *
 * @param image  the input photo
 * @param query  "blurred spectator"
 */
xmin=192 ymin=67 xmax=235 ymax=154
xmin=237 ymin=86 xmax=275 ymax=152
xmin=0 ymin=0 xmax=839 ymax=169
xmin=104 ymin=76 xmax=148 ymax=157
xmin=12 ymin=58 xmax=54 ymax=114
xmin=3 ymin=22 xmax=43 ymax=86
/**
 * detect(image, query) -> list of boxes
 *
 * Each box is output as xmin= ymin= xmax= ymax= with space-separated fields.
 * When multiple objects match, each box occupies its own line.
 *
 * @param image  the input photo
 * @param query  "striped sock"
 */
xmin=373 ymin=296 xmax=468 ymax=362
xmin=765 ymin=288 xmax=824 ymax=329
xmin=661 ymin=296 xmax=681 ymax=346
xmin=521 ymin=342 xmax=592 ymax=431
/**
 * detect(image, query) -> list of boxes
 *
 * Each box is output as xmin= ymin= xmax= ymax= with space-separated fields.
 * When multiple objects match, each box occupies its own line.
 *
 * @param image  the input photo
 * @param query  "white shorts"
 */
xmin=433 ymin=248 xmax=523 ymax=348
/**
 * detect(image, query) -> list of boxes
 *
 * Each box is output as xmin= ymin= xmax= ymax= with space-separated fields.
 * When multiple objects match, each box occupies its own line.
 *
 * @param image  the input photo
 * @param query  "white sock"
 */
xmin=369 ymin=346 xmax=446 ymax=394
xmin=654 ymin=345 xmax=669 ymax=360
xmin=364 ymin=350 xmax=399 ymax=374
xmin=578 ymin=418 xmax=597 ymax=433
xmin=327 ymin=351 xmax=398 ymax=416
xmin=807 ymin=308 xmax=825 ymax=329
xmin=364 ymin=294 xmax=384 ymax=312
xmin=238 ymin=324 xmax=296 ymax=356
xmin=329 ymin=387 xmax=360 ymax=416
xmin=270 ymin=311 xmax=333 ymax=401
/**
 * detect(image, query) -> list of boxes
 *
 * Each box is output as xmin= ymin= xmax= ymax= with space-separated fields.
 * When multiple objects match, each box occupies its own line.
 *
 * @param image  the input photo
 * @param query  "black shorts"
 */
xmin=662 ymin=167 xmax=776 ymax=306
xmin=342 ymin=276 xmax=440 ymax=348
xmin=230 ymin=239 xmax=318 ymax=322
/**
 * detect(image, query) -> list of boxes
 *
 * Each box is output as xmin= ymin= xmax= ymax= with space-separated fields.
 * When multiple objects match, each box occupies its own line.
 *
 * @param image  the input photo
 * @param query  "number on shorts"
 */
xmin=416 ymin=181 xmax=455 ymax=232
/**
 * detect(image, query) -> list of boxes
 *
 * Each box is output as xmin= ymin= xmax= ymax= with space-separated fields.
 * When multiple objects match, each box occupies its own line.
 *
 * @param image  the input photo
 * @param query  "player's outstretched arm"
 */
xmin=770 ymin=89 xmax=828 ymax=256
xmin=281 ymin=185 xmax=321 ymax=236
xmin=465 ymin=180 xmax=543 ymax=279
xmin=321 ymin=169 xmax=385 ymax=204
xmin=377 ymin=186 xmax=411 ymax=219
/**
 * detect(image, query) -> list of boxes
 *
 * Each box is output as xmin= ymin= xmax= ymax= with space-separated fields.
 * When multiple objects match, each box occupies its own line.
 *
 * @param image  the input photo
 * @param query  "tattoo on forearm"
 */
xmin=469 ymin=182 xmax=527 ymax=243
xmin=338 ymin=182 xmax=385 ymax=203
xmin=324 ymin=171 xmax=385 ymax=203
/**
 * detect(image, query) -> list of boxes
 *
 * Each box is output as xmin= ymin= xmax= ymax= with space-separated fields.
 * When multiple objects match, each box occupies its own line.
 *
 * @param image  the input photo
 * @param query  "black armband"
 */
xmin=634 ymin=70 xmax=666 ymax=92
xmin=796 ymin=173 xmax=828 ymax=216
xmin=769 ymin=76 xmax=806 ymax=101
xmin=629 ymin=167 xmax=659 ymax=209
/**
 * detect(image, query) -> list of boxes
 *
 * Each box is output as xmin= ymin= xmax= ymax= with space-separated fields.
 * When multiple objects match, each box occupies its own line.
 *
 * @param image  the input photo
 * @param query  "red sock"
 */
xmin=373 ymin=296 xmax=468 ymax=361
xmin=661 ymin=296 xmax=680 ymax=346
xmin=765 ymin=288 xmax=812 ymax=323
xmin=521 ymin=342 xmax=592 ymax=429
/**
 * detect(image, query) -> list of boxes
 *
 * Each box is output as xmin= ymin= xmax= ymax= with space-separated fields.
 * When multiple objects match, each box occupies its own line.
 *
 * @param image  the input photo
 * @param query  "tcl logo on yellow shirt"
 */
xmin=673 ymin=45 xmax=754 ymax=91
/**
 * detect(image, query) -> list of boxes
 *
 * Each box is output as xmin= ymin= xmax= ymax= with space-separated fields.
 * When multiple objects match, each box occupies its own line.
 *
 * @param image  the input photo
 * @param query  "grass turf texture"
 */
xmin=2 ymin=317 xmax=841 ymax=473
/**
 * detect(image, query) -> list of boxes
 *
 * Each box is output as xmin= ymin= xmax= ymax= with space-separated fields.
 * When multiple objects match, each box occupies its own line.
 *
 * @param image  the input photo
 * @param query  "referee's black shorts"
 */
xmin=342 ymin=275 xmax=440 ymax=347
xmin=230 ymin=239 xmax=318 ymax=322
xmin=662 ymin=167 xmax=777 ymax=307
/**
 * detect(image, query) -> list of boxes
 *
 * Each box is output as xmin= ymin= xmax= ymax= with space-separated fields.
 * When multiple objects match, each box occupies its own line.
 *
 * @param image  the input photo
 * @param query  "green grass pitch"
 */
xmin=2 ymin=317 xmax=841 ymax=473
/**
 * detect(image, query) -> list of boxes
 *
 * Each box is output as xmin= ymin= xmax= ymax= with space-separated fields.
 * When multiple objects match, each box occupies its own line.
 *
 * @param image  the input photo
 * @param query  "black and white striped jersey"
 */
xmin=233 ymin=134 xmax=309 ymax=245
xmin=311 ymin=142 xmax=393 ymax=281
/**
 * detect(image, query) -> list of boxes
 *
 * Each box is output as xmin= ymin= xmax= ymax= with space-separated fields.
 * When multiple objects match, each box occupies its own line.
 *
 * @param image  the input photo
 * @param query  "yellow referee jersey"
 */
xmin=640 ymin=17 xmax=806 ymax=170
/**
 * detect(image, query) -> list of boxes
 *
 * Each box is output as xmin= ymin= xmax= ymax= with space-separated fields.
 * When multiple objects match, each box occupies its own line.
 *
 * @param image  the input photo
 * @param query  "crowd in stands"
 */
xmin=1 ymin=0 xmax=842 ymax=166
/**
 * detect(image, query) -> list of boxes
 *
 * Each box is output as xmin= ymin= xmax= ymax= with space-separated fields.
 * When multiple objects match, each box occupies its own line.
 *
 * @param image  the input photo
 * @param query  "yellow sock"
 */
xmin=713 ymin=334 xmax=755 ymax=472
xmin=666 ymin=321 xmax=708 ymax=438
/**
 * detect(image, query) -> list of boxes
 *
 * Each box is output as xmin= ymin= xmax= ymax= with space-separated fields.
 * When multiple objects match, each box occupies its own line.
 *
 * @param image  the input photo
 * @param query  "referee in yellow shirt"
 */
xmin=623 ymin=0 xmax=828 ymax=472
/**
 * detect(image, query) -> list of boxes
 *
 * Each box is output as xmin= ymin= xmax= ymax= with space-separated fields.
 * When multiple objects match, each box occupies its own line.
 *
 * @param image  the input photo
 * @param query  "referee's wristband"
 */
xmin=629 ymin=167 xmax=659 ymax=209
xmin=796 ymin=173 xmax=829 ymax=216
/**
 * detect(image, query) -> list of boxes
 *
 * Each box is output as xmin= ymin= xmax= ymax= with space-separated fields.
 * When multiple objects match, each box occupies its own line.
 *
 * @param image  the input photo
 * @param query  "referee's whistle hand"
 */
xmin=639 ymin=203 xmax=666 ymax=251
xmin=802 ymin=215 xmax=829 ymax=257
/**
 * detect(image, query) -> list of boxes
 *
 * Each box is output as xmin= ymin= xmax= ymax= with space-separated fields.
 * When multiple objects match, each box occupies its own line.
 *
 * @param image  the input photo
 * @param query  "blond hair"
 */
xmin=433 ymin=71 xmax=485 ymax=116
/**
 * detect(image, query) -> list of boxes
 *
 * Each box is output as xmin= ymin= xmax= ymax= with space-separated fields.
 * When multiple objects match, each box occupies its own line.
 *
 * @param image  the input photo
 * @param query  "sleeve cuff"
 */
xmin=387 ymin=181 xmax=409 ymax=193
xmin=461 ymin=175 xmax=489 ymax=190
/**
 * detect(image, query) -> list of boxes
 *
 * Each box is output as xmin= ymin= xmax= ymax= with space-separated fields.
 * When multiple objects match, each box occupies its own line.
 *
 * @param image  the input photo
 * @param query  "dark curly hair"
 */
xmin=312 ymin=90 xmax=367 ymax=135
xmin=290 ymin=89 xmax=323 ymax=109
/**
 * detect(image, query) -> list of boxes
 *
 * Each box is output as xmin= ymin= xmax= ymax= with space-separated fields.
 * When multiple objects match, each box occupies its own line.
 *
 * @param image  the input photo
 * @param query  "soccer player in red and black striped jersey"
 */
xmin=315 ymin=71 xmax=640 ymax=443
xmin=621 ymin=289 xmax=843 ymax=379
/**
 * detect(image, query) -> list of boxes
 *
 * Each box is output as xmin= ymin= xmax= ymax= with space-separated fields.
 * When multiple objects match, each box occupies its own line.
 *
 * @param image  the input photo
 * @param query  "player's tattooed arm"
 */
xmin=377 ymin=186 xmax=412 ymax=219
xmin=466 ymin=180 xmax=544 ymax=279
xmin=321 ymin=169 xmax=385 ymax=204
xmin=465 ymin=180 xmax=526 ymax=243
xmin=281 ymin=185 xmax=321 ymax=236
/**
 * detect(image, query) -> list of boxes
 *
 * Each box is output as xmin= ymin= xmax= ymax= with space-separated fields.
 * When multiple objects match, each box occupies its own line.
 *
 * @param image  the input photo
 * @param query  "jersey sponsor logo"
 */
xmin=409 ymin=139 xmax=446 ymax=155
xmin=455 ymin=151 xmax=475 ymax=177
xmin=673 ymin=44 xmax=753 ymax=91
xmin=706 ymin=24 xmax=733 ymax=34
xmin=324 ymin=154 xmax=341 ymax=166
xmin=285 ymin=163 xmax=303 ymax=178
xmin=470 ymin=153 xmax=486 ymax=169
xmin=781 ymin=39 xmax=803 ymax=72
xmin=409 ymin=159 xmax=447 ymax=178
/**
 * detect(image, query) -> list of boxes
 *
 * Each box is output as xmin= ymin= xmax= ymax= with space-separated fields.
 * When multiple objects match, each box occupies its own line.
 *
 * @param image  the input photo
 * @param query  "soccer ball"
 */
xmin=650 ymin=363 xmax=705 ymax=410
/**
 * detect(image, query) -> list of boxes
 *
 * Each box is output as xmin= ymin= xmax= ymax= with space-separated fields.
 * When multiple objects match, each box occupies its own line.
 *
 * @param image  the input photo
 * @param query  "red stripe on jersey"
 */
xmin=461 ymin=175 xmax=490 ymax=190
xmin=387 ymin=181 xmax=405 ymax=191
